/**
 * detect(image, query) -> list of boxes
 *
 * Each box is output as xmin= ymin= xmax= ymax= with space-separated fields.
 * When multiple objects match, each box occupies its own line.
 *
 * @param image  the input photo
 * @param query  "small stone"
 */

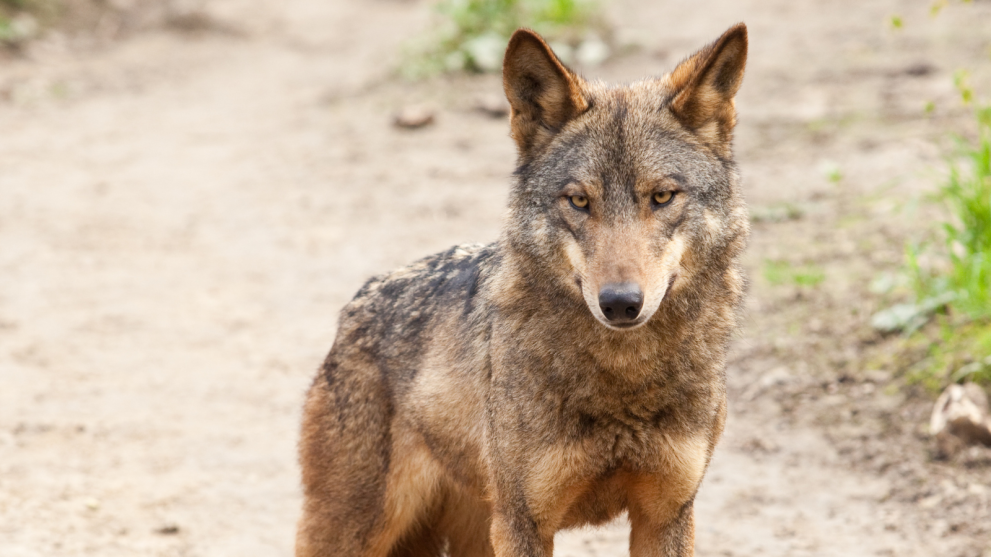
xmin=84 ymin=498 xmax=100 ymax=510
xmin=930 ymin=383 xmax=991 ymax=459
xmin=759 ymin=366 xmax=793 ymax=388
xmin=740 ymin=436 xmax=779 ymax=454
xmin=474 ymin=94 xmax=509 ymax=118
xmin=156 ymin=524 xmax=180 ymax=535
xmin=903 ymin=62 xmax=935 ymax=77
xmin=393 ymin=105 xmax=435 ymax=129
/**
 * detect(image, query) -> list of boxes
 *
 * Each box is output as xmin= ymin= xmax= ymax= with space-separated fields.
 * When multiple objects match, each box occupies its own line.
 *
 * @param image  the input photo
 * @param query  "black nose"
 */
xmin=598 ymin=283 xmax=644 ymax=323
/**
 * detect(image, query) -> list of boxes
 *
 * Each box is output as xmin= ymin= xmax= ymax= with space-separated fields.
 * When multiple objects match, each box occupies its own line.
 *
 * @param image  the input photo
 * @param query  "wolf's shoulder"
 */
xmin=338 ymin=242 xmax=500 ymax=332
xmin=356 ymin=242 xmax=499 ymax=303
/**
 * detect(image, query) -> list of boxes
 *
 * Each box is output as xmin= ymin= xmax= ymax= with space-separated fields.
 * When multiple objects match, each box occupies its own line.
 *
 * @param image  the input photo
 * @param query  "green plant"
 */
xmin=907 ymin=102 xmax=991 ymax=320
xmin=878 ymin=95 xmax=991 ymax=390
xmin=870 ymin=0 xmax=991 ymax=391
xmin=0 ymin=0 xmax=58 ymax=44
xmin=763 ymin=260 xmax=826 ymax=288
xmin=403 ymin=0 xmax=605 ymax=77
xmin=902 ymin=318 xmax=991 ymax=389
xmin=822 ymin=161 xmax=843 ymax=184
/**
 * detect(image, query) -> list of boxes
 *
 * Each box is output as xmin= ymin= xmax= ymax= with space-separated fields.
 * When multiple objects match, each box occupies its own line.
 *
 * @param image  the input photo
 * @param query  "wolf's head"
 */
xmin=501 ymin=25 xmax=750 ymax=331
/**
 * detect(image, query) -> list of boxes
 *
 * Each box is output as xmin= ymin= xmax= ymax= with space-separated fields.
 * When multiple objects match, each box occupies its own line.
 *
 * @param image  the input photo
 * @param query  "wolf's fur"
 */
xmin=297 ymin=24 xmax=749 ymax=557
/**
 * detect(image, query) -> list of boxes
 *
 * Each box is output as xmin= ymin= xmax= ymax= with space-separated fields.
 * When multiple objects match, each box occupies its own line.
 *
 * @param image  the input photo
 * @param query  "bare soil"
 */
xmin=2 ymin=1 xmax=990 ymax=556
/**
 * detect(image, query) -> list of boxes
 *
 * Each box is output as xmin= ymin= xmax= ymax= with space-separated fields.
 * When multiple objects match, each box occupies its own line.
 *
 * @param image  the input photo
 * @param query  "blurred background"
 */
xmin=1 ymin=0 xmax=990 ymax=555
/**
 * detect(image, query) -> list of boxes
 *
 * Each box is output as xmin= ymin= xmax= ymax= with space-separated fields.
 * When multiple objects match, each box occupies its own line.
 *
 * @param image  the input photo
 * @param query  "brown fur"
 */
xmin=296 ymin=24 xmax=750 ymax=557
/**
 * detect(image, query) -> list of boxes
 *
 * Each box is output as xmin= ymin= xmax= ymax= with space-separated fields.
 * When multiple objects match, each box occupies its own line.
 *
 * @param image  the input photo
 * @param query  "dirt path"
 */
xmin=2 ymin=1 xmax=990 ymax=556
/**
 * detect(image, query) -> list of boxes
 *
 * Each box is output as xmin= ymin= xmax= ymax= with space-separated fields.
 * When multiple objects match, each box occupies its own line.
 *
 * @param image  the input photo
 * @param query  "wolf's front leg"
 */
xmin=628 ymin=497 xmax=696 ymax=557
xmin=489 ymin=506 xmax=553 ymax=557
xmin=486 ymin=445 xmax=589 ymax=557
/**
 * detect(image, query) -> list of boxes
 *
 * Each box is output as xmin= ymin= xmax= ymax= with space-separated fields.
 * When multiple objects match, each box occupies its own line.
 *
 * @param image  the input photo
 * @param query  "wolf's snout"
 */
xmin=598 ymin=283 xmax=644 ymax=324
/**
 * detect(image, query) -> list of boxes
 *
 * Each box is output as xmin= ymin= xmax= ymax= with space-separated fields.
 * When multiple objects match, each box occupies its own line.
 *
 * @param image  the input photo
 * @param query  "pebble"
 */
xmin=156 ymin=524 xmax=180 ymax=535
xmin=930 ymin=382 xmax=991 ymax=458
xmin=474 ymin=94 xmax=509 ymax=118
xmin=393 ymin=105 xmax=435 ymax=129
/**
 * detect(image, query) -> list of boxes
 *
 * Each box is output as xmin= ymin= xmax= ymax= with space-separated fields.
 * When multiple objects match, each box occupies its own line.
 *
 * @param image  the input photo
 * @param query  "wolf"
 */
xmin=296 ymin=23 xmax=750 ymax=557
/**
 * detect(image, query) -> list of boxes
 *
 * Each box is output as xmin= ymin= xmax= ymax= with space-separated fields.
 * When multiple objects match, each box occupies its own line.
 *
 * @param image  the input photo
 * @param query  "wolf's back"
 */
xmin=326 ymin=242 xmax=499 ymax=385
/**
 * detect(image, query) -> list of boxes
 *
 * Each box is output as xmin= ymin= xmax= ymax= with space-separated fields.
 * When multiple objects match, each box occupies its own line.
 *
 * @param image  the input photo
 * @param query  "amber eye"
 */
xmin=652 ymin=191 xmax=675 ymax=206
xmin=569 ymin=195 xmax=589 ymax=210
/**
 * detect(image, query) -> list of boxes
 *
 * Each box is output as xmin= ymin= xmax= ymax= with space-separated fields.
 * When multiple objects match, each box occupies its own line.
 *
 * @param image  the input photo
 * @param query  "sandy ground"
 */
xmin=2 ymin=0 xmax=991 ymax=556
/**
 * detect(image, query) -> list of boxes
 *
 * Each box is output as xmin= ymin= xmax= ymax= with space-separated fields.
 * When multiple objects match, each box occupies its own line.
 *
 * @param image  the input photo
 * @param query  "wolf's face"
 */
xmin=535 ymin=111 xmax=738 ymax=330
xmin=502 ymin=26 xmax=749 ymax=331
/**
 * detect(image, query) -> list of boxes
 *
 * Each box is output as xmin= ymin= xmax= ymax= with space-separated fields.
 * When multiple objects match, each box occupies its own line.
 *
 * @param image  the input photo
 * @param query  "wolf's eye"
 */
xmin=652 ymin=191 xmax=675 ymax=206
xmin=569 ymin=195 xmax=589 ymax=210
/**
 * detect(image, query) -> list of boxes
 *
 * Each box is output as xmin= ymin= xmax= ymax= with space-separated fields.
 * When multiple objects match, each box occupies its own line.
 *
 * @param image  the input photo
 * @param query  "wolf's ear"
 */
xmin=668 ymin=23 xmax=748 ymax=150
xmin=503 ymin=29 xmax=588 ymax=158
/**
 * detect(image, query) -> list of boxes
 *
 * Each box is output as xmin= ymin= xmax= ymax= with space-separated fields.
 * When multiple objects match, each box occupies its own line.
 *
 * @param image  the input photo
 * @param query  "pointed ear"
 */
xmin=502 ymin=29 xmax=589 ymax=158
xmin=668 ymin=23 xmax=748 ymax=150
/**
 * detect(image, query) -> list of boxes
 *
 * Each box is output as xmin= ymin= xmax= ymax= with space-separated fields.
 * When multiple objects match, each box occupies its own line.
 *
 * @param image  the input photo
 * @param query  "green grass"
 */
xmin=904 ymin=318 xmax=991 ymax=390
xmin=763 ymin=260 xmax=826 ymax=288
xmin=0 ymin=0 xmax=58 ymax=44
xmin=882 ymin=96 xmax=991 ymax=390
xmin=907 ymin=103 xmax=991 ymax=320
xmin=0 ymin=17 xmax=12 ymax=41
xmin=823 ymin=162 xmax=843 ymax=184
xmin=403 ymin=0 xmax=605 ymax=77
xmin=867 ymin=1 xmax=990 ymax=393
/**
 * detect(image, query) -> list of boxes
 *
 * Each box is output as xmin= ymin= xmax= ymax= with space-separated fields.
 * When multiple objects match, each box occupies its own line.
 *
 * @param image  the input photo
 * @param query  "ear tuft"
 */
xmin=503 ymin=29 xmax=588 ymax=159
xmin=668 ymin=23 xmax=748 ymax=151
